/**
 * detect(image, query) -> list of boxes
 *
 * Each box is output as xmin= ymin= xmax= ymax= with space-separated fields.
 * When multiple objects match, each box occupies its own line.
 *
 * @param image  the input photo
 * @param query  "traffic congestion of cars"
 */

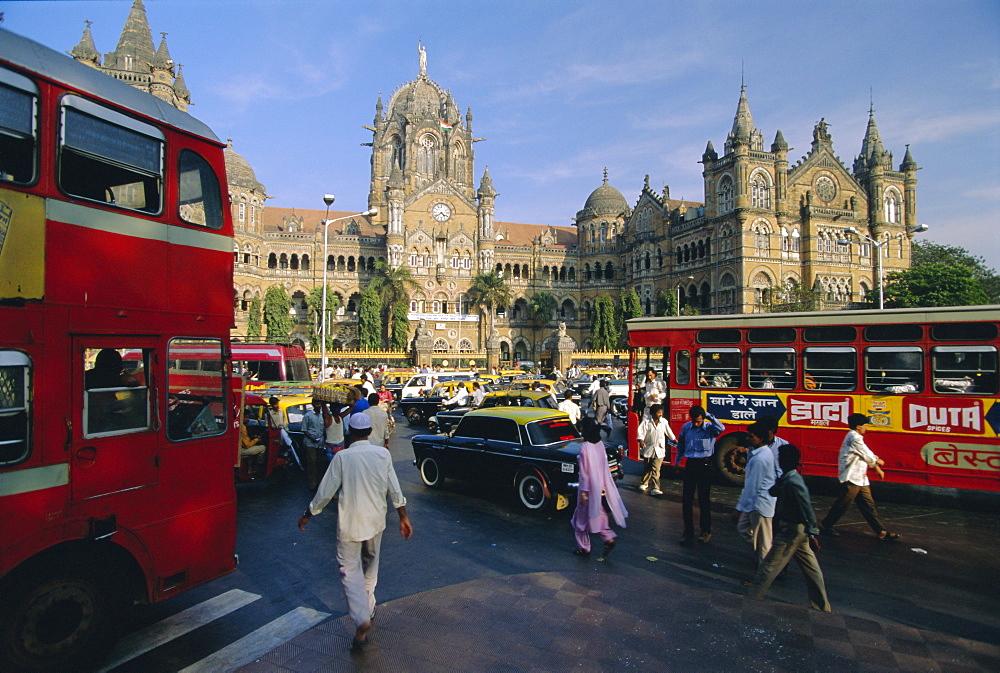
xmin=242 ymin=361 xmax=632 ymax=510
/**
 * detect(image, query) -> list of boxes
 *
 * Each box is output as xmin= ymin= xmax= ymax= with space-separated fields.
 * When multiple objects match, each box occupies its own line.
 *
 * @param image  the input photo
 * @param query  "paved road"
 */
xmin=100 ymin=414 xmax=1000 ymax=671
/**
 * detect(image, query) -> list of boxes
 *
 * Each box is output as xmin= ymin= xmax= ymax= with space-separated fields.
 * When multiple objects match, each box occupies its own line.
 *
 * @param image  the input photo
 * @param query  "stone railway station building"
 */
xmin=72 ymin=1 xmax=922 ymax=363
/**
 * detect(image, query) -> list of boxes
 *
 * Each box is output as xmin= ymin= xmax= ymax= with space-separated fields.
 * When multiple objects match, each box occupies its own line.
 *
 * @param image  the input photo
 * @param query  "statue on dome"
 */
xmin=418 ymin=43 xmax=427 ymax=77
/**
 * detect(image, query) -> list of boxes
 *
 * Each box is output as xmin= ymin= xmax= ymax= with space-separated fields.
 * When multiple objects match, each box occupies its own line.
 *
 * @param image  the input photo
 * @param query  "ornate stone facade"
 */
xmin=72 ymin=6 xmax=921 ymax=361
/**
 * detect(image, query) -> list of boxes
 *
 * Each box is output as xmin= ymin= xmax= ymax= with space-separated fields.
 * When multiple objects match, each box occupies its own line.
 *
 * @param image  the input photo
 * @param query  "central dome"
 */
xmin=583 ymin=174 xmax=628 ymax=215
xmin=225 ymin=140 xmax=265 ymax=192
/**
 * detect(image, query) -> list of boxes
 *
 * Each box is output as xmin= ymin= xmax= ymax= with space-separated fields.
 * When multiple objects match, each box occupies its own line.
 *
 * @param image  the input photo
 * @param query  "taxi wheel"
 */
xmin=427 ymin=419 xmax=439 ymax=434
xmin=714 ymin=434 xmax=748 ymax=486
xmin=516 ymin=473 xmax=549 ymax=511
xmin=406 ymin=408 xmax=424 ymax=425
xmin=419 ymin=456 xmax=443 ymax=487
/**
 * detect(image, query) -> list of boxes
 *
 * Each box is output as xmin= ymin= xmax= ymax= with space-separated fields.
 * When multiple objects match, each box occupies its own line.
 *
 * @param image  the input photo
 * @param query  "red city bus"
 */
xmin=626 ymin=305 xmax=1000 ymax=492
xmin=0 ymin=28 xmax=239 ymax=670
xmin=235 ymin=341 xmax=311 ymax=389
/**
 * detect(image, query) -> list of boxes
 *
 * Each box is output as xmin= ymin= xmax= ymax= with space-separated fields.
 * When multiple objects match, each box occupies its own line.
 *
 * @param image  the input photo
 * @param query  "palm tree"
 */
xmin=469 ymin=270 xmax=512 ymax=351
xmin=529 ymin=291 xmax=558 ymax=358
xmin=371 ymin=260 xmax=419 ymax=347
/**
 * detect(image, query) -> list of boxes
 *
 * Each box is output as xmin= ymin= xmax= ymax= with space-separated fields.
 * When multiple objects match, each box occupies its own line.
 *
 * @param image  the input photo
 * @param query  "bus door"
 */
xmin=71 ymin=338 xmax=157 ymax=503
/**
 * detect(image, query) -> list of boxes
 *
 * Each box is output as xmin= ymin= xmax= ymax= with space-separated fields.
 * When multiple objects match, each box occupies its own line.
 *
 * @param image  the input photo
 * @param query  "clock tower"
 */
xmin=364 ymin=44 xmax=496 ymax=346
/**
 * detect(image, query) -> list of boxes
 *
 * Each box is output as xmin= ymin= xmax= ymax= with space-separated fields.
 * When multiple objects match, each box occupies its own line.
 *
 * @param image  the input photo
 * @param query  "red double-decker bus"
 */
xmin=626 ymin=305 xmax=1000 ymax=493
xmin=0 ymin=28 xmax=239 ymax=670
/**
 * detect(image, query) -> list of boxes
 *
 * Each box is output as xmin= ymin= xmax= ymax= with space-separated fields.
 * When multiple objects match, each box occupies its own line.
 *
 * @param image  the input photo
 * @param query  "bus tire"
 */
xmin=0 ymin=561 xmax=122 ymax=673
xmin=714 ymin=433 xmax=749 ymax=486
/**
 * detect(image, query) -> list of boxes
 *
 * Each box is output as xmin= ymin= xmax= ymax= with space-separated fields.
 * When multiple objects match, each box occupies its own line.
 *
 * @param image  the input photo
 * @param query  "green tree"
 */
xmin=883 ymin=263 xmax=990 ymax=308
xmin=262 ymin=285 xmax=291 ymax=340
xmin=307 ymin=284 xmax=341 ymax=350
xmin=469 ymin=271 xmax=512 ymax=345
xmin=358 ymin=285 xmax=383 ymax=349
xmin=389 ymin=302 xmax=410 ymax=350
xmin=591 ymin=295 xmax=619 ymax=351
xmin=655 ymin=290 xmax=675 ymax=317
xmin=529 ymin=291 xmax=558 ymax=355
xmin=769 ymin=284 xmax=822 ymax=313
xmin=911 ymin=241 xmax=999 ymax=304
xmin=247 ymin=295 xmax=262 ymax=338
xmin=371 ymin=261 xmax=419 ymax=345
xmin=618 ymin=288 xmax=642 ymax=345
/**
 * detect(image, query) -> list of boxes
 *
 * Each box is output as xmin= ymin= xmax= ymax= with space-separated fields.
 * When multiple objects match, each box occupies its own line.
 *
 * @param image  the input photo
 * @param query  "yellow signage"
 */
xmin=0 ymin=188 xmax=45 ymax=300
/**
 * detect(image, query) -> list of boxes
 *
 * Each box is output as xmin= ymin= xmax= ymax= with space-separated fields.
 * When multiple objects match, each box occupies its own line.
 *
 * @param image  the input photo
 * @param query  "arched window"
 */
xmin=719 ymin=273 xmax=737 ymax=310
xmin=644 ymin=251 xmax=651 ymax=270
xmin=337 ymin=255 xmax=346 ymax=271
xmin=497 ymin=263 xmax=504 ymax=275
xmin=750 ymin=171 xmax=772 ymax=209
xmin=697 ymin=240 xmax=705 ymax=258
xmin=290 ymin=254 xmax=299 ymax=270
xmin=457 ymin=338 xmax=473 ymax=352
xmin=657 ymin=248 xmax=663 ymax=268
xmin=418 ymin=135 xmax=437 ymax=175
xmin=327 ymin=254 xmax=335 ymax=271
xmin=605 ymin=262 xmax=615 ymax=280
xmin=718 ymin=176 xmax=734 ymax=213
xmin=884 ymin=188 xmax=900 ymax=223
xmin=452 ymin=143 xmax=466 ymax=180
xmin=433 ymin=338 xmax=449 ymax=352
xmin=568 ymin=267 xmax=575 ymax=281
xmin=560 ymin=299 xmax=576 ymax=320
xmin=301 ymin=254 xmax=310 ymax=270
xmin=559 ymin=267 xmax=567 ymax=282
xmin=753 ymin=272 xmax=773 ymax=306
xmin=279 ymin=253 xmax=288 ymax=269
xmin=347 ymin=256 xmax=356 ymax=272
xmin=584 ymin=263 xmax=591 ymax=281
xmin=683 ymin=245 xmax=690 ymax=263
xmin=594 ymin=264 xmax=603 ymax=280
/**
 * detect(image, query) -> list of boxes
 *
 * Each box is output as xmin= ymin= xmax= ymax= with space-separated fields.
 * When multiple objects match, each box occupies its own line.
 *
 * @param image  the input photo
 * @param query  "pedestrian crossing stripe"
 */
xmin=99 ymin=589 xmax=262 ymax=672
xmin=179 ymin=606 xmax=331 ymax=672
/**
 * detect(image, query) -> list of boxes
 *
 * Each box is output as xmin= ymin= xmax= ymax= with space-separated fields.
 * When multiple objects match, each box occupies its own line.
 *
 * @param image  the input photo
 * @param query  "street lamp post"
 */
xmin=675 ymin=275 xmax=695 ymax=316
xmin=318 ymin=196 xmax=379 ymax=380
xmin=840 ymin=224 xmax=928 ymax=310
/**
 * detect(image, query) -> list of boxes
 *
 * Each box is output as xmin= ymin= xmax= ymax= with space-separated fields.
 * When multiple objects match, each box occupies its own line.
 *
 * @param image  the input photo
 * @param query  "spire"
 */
xmin=172 ymin=63 xmax=190 ymax=101
xmin=900 ymin=144 xmax=917 ymax=172
xmin=70 ymin=19 xmax=101 ymax=65
xmin=855 ymin=105 xmax=892 ymax=173
xmin=602 ymin=167 xmax=609 ymax=184
xmin=466 ymin=106 xmax=473 ymax=132
xmin=771 ymin=129 xmax=788 ymax=152
xmin=153 ymin=31 xmax=172 ymax=69
xmin=702 ymin=140 xmax=718 ymax=163
xmin=108 ymin=0 xmax=156 ymax=72
xmin=375 ymin=94 xmax=383 ymax=123
xmin=725 ymin=84 xmax=763 ymax=153
xmin=478 ymin=166 xmax=496 ymax=198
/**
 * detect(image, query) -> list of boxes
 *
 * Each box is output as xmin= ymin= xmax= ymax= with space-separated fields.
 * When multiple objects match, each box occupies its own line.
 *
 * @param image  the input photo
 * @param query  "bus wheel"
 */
xmin=406 ymin=408 xmax=424 ymax=425
xmin=0 ymin=563 xmax=121 ymax=672
xmin=714 ymin=434 xmax=749 ymax=486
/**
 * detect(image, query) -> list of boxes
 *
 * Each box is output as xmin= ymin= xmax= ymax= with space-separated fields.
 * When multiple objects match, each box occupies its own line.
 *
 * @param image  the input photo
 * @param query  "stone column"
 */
xmin=550 ymin=321 xmax=576 ymax=374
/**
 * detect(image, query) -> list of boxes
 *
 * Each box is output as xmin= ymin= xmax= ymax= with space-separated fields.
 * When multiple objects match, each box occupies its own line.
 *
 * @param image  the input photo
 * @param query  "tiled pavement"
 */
xmin=234 ymin=570 xmax=1000 ymax=672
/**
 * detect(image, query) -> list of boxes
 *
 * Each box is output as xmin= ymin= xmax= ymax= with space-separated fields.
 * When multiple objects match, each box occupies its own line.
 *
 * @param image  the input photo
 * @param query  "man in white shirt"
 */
xmin=558 ymin=393 xmax=582 ymax=429
xmin=443 ymin=384 xmax=469 ymax=407
xmin=735 ymin=421 xmax=779 ymax=576
xmin=470 ymin=381 xmax=486 ymax=408
xmin=642 ymin=368 xmax=666 ymax=418
xmin=363 ymin=393 xmax=390 ymax=447
xmin=298 ymin=414 xmax=412 ymax=649
xmin=636 ymin=404 xmax=675 ymax=496
xmin=820 ymin=413 xmax=900 ymax=541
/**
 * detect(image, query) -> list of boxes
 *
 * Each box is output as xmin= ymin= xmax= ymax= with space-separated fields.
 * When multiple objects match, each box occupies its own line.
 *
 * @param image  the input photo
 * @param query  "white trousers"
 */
xmin=336 ymin=531 xmax=383 ymax=627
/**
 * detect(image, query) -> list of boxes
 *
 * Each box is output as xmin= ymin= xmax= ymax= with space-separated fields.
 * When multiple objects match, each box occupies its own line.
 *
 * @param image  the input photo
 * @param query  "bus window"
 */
xmin=803 ymin=347 xmax=857 ymax=391
xmin=0 ymin=67 xmax=38 ymax=185
xmin=285 ymin=357 xmax=311 ymax=382
xmin=932 ymin=346 xmax=998 ymax=395
xmin=59 ymin=95 xmax=163 ymax=213
xmin=748 ymin=347 xmax=796 ymax=390
xmin=865 ymin=346 xmax=923 ymax=393
xmin=865 ymin=324 xmax=922 ymax=342
xmin=178 ymin=149 xmax=224 ymax=229
xmin=167 ymin=339 xmax=227 ymax=441
xmin=748 ymin=327 xmax=796 ymax=344
xmin=697 ymin=348 xmax=741 ymax=388
xmin=931 ymin=323 xmax=998 ymax=342
xmin=675 ymin=350 xmax=691 ymax=386
xmin=803 ymin=325 xmax=857 ymax=343
xmin=0 ymin=350 xmax=31 ymax=466
xmin=84 ymin=348 xmax=149 ymax=437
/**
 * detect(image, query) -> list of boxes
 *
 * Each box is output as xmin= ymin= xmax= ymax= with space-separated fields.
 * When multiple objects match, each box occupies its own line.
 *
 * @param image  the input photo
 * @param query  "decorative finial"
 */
xmin=160 ymin=31 xmax=167 ymax=39
xmin=85 ymin=19 xmax=93 ymax=29
xmin=741 ymin=61 xmax=745 ymax=90
xmin=602 ymin=167 xmax=608 ymax=184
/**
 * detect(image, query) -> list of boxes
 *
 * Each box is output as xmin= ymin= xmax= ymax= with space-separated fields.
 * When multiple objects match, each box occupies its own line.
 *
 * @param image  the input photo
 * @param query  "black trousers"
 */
xmin=682 ymin=456 xmax=713 ymax=536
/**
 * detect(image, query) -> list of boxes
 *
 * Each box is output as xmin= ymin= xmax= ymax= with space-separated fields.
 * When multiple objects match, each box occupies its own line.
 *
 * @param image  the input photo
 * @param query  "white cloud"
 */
xmin=898 ymin=109 xmax=1000 ymax=144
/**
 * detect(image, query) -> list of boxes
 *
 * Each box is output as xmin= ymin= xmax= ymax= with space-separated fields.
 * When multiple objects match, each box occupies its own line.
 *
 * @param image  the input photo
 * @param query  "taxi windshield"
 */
xmin=526 ymin=417 xmax=580 ymax=445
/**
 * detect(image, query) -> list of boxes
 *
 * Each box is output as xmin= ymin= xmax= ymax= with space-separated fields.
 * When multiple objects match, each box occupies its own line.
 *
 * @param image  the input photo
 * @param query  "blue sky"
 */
xmin=5 ymin=0 xmax=1000 ymax=269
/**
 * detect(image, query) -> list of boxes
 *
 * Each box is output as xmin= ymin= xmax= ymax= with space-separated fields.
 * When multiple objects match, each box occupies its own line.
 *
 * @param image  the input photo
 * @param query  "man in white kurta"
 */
xmin=298 ymin=414 xmax=412 ymax=647
xmin=636 ymin=404 xmax=675 ymax=496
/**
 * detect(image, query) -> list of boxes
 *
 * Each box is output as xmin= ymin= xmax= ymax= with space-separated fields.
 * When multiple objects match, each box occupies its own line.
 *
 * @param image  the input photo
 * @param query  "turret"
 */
xmin=70 ymin=20 xmax=101 ymax=67
xmin=172 ymin=64 xmax=190 ymax=111
xmin=902 ymin=145 xmax=918 ymax=231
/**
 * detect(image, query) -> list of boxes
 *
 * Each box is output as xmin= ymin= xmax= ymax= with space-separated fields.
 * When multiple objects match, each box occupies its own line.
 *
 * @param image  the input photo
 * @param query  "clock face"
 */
xmin=432 ymin=203 xmax=452 ymax=222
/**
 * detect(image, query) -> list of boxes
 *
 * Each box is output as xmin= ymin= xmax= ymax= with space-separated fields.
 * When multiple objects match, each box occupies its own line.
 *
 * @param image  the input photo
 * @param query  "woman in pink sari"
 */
xmin=572 ymin=418 xmax=628 ymax=556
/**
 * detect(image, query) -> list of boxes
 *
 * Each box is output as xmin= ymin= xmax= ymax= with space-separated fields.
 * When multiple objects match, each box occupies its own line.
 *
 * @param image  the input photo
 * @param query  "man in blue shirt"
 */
xmin=301 ymin=399 xmax=332 ymax=490
xmin=735 ymin=421 xmax=778 ymax=577
xmin=676 ymin=405 xmax=725 ymax=543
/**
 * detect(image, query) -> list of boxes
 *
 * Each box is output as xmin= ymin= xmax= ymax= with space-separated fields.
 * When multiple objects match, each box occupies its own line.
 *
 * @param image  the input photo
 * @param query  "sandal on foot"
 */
xmin=878 ymin=531 xmax=901 ymax=541
xmin=573 ymin=548 xmax=591 ymax=556
xmin=603 ymin=539 xmax=616 ymax=556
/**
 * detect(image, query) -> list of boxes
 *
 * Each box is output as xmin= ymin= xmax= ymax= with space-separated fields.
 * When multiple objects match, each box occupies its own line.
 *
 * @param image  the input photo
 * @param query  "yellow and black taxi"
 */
xmin=428 ymin=388 xmax=560 ymax=434
xmin=412 ymin=408 xmax=623 ymax=511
